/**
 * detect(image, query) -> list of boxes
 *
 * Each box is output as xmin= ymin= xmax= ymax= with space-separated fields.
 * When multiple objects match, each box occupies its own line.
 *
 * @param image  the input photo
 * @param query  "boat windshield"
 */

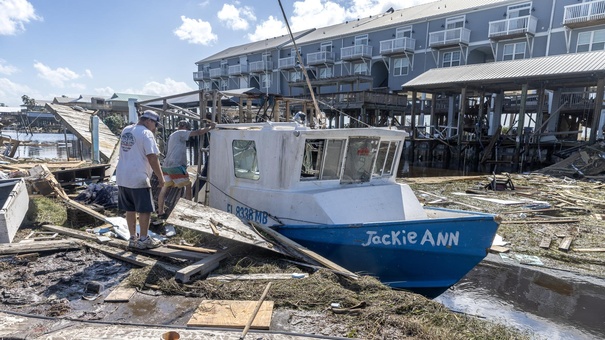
xmin=300 ymin=136 xmax=385 ymax=183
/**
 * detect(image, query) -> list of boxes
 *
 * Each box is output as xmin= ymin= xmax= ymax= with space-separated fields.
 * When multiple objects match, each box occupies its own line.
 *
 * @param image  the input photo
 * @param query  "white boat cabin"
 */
xmin=207 ymin=123 xmax=427 ymax=226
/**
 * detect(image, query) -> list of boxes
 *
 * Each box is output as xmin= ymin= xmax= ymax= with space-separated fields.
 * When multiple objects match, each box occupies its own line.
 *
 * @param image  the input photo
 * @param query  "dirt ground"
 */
xmin=2 ymin=171 xmax=603 ymax=339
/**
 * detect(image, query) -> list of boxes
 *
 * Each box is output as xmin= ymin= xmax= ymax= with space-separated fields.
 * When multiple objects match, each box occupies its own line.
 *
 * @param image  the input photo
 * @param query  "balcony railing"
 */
xmin=306 ymin=51 xmax=335 ymax=65
xmin=428 ymin=28 xmax=470 ymax=48
xmin=488 ymin=15 xmax=537 ymax=39
xmin=209 ymin=68 xmax=228 ymax=78
xmin=564 ymin=0 xmax=605 ymax=27
xmin=341 ymin=44 xmax=373 ymax=60
xmin=379 ymin=37 xmax=416 ymax=55
xmin=193 ymin=71 xmax=209 ymax=81
xmin=228 ymin=64 xmax=249 ymax=76
xmin=249 ymin=61 xmax=273 ymax=73
xmin=278 ymin=56 xmax=299 ymax=69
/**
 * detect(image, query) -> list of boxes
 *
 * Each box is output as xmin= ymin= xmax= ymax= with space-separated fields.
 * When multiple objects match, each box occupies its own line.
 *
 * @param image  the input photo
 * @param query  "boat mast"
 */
xmin=277 ymin=0 xmax=321 ymax=128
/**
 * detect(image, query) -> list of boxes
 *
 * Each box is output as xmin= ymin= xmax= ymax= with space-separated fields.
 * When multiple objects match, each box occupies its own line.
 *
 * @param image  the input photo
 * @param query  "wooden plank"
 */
xmin=79 ymin=240 xmax=181 ymax=273
xmin=104 ymin=285 xmax=136 ymax=303
xmin=166 ymin=243 xmax=217 ymax=254
xmin=501 ymin=218 xmax=580 ymax=224
xmin=175 ymin=252 xmax=229 ymax=283
xmin=489 ymin=245 xmax=510 ymax=253
xmin=42 ymin=224 xmax=207 ymax=261
xmin=252 ymin=223 xmax=359 ymax=281
xmin=0 ymin=239 xmax=81 ymax=255
xmin=187 ymin=300 xmax=273 ymax=329
xmin=166 ymin=199 xmax=285 ymax=255
xmin=539 ymin=237 xmax=552 ymax=249
xmin=558 ymin=236 xmax=574 ymax=251
xmin=208 ymin=273 xmax=308 ymax=281
xmin=573 ymin=248 xmax=605 ymax=252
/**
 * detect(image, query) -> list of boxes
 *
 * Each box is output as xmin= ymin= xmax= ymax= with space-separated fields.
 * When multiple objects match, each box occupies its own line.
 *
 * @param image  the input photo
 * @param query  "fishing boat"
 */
xmin=204 ymin=122 xmax=499 ymax=297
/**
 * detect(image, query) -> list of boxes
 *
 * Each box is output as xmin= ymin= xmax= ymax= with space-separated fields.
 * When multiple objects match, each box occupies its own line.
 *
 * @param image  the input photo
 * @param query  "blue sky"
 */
xmin=0 ymin=0 xmax=435 ymax=107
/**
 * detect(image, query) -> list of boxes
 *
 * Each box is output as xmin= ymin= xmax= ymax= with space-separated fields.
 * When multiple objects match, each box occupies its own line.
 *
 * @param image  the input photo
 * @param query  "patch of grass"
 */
xmin=25 ymin=197 xmax=67 ymax=226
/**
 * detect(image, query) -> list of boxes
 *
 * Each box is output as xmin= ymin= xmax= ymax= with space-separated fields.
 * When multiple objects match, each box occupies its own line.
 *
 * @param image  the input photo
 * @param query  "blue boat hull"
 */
xmin=274 ymin=207 xmax=499 ymax=298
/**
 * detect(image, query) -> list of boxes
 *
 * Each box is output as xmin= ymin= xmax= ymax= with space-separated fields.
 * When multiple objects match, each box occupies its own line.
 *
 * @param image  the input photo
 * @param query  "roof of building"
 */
xmin=53 ymin=96 xmax=79 ymax=104
xmin=402 ymin=50 xmax=605 ymax=93
xmin=291 ymin=0 xmax=513 ymax=45
xmin=196 ymin=29 xmax=315 ymax=64
xmin=107 ymin=93 xmax=160 ymax=102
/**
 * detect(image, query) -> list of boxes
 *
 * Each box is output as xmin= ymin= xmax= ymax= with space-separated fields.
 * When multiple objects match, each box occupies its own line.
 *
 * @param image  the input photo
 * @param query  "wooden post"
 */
xmin=246 ymin=99 xmax=252 ymax=123
xmin=239 ymin=96 xmax=244 ymax=123
xmin=239 ymin=282 xmax=272 ymax=340
xmin=457 ymin=87 xmax=467 ymax=169
xmin=590 ymin=77 xmax=604 ymax=144
xmin=285 ymin=100 xmax=291 ymax=122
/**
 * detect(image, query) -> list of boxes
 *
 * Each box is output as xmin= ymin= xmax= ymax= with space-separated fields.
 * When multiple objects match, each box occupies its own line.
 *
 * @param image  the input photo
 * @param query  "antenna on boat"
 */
xmin=277 ymin=0 xmax=322 ymax=129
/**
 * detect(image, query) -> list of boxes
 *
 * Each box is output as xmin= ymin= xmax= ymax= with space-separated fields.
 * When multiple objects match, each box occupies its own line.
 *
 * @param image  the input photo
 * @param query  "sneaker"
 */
xmin=135 ymin=236 xmax=162 ymax=249
xmin=127 ymin=237 xmax=137 ymax=248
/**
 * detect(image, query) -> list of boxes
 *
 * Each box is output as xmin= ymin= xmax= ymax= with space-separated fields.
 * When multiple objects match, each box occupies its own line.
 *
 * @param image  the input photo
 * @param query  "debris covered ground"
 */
xmin=1 ymin=148 xmax=605 ymax=339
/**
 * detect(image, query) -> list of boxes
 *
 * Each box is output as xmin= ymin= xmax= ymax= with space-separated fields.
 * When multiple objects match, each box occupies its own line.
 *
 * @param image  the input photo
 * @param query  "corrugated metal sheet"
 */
xmin=402 ymin=50 xmax=605 ymax=91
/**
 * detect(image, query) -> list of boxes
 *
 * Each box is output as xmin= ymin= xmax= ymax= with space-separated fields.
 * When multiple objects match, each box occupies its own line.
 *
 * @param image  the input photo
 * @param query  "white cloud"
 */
xmin=174 ymin=16 xmax=217 ymax=45
xmin=126 ymin=78 xmax=194 ymax=97
xmin=33 ymin=61 xmax=80 ymax=88
xmin=247 ymin=16 xmax=287 ymax=42
xmin=218 ymin=4 xmax=256 ymax=31
xmin=0 ymin=0 xmax=41 ymax=35
xmin=0 ymin=59 xmax=18 ymax=75
xmin=290 ymin=0 xmax=347 ymax=32
xmin=85 ymin=69 xmax=93 ymax=78
xmin=94 ymin=86 xmax=115 ymax=97
xmin=0 ymin=78 xmax=32 ymax=106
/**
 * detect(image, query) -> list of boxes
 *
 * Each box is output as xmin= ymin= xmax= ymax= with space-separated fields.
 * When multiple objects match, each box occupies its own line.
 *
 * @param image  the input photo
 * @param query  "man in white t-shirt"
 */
xmin=116 ymin=110 xmax=165 ymax=249
xmin=157 ymin=119 xmax=215 ymax=218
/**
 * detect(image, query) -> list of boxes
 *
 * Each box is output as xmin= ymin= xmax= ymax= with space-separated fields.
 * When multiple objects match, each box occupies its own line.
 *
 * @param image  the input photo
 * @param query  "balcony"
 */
xmin=306 ymin=51 xmax=335 ymax=66
xmin=379 ymin=37 xmax=416 ymax=55
xmin=428 ymin=28 xmax=470 ymax=48
xmin=564 ymin=0 xmax=605 ymax=28
xmin=340 ymin=44 xmax=373 ymax=61
xmin=278 ymin=56 xmax=299 ymax=69
xmin=488 ymin=15 xmax=537 ymax=40
xmin=249 ymin=61 xmax=273 ymax=73
xmin=209 ymin=68 xmax=228 ymax=78
xmin=228 ymin=64 xmax=249 ymax=76
xmin=193 ymin=71 xmax=209 ymax=81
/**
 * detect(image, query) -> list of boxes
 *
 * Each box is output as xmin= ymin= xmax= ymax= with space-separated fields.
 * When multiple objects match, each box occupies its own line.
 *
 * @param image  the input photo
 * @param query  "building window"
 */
xmin=396 ymin=26 xmax=412 ymax=38
xmin=318 ymin=66 xmax=333 ymax=79
xmin=289 ymin=70 xmax=302 ymax=82
xmin=220 ymin=79 xmax=228 ymax=91
xmin=393 ymin=57 xmax=409 ymax=76
xmin=507 ymin=2 xmax=531 ymax=18
xmin=445 ymin=15 xmax=465 ymax=29
xmin=442 ymin=51 xmax=460 ymax=67
xmin=353 ymin=62 xmax=368 ymax=75
xmin=503 ymin=42 xmax=526 ymax=60
xmin=355 ymin=34 xmax=368 ymax=45
xmin=577 ymin=29 xmax=605 ymax=52
xmin=239 ymin=77 xmax=249 ymax=88
xmin=320 ymin=42 xmax=332 ymax=52
xmin=261 ymin=74 xmax=272 ymax=88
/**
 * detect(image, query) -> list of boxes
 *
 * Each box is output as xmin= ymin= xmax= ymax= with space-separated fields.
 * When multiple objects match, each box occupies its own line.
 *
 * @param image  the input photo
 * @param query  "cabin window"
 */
xmin=342 ymin=136 xmax=379 ymax=183
xmin=233 ymin=140 xmax=260 ymax=180
xmin=300 ymin=139 xmax=345 ymax=181
xmin=372 ymin=141 xmax=399 ymax=177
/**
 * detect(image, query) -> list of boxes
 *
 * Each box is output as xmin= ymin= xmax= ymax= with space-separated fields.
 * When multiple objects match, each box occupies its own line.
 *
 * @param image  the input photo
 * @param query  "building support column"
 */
xmin=456 ymin=88 xmax=467 ymax=169
xmin=590 ymin=77 xmax=605 ymax=143
xmin=514 ymin=83 xmax=529 ymax=171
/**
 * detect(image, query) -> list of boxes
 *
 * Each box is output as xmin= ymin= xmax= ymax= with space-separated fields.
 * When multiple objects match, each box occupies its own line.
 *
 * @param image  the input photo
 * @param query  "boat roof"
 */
xmin=215 ymin=122 xmax=408 ymax=139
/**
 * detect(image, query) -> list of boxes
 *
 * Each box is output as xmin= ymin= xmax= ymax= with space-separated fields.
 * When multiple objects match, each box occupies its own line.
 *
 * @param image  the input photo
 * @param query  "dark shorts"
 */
xmin=118 ymin=186 xmax=155 ymax=213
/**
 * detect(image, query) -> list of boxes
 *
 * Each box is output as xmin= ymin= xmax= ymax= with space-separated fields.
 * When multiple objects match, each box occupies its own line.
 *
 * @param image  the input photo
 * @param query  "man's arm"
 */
xmin=190 ymin=122 xmax=216 ymax=137
xmin=147 ymin=153 xmax=165 ymax=187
